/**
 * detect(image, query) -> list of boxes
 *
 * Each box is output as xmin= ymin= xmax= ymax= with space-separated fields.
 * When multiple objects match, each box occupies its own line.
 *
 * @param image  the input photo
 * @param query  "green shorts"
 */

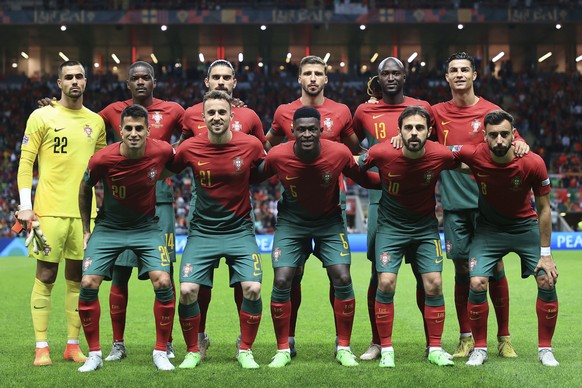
xmin=375 ymin=228 xmax=444 ymax=274
xmin=179 ymin=229 xmax=262 ymax=287
xmin=271 ymin=218 xmax=351 ymax=268
xmin=443 ymin=209 xmax=478 ymax=261
xmin=82 ymin=223 xmax=171 ymax=280
xmin=468 ymin=221 xmax=541 ymax=279
xmin=114 ymin=203 xmax=176 ymax=267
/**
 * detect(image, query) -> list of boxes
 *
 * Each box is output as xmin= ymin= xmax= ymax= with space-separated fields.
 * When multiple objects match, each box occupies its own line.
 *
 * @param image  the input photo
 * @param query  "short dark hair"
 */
xmin=398 ymin=106 xmax=431 ymax=129
xmin=207 ymin=59 xmax=235 ymax=77
xmin=446 ymin=52 xmax=476 ymax=71
xmin=484 ymin=110 xmax=514 ymax=127
xmin=203 ymin=90 xmax=232 ymax=107
xmin=299 ymin=55 xmax=327 ymax=74
xmin=293 ymin=106 xmax=320 ymax=122
xmin=58 ymin=60 xmax=84 ymax=78
xmin=128 ymin=61 xmax=155 ymax=78
xmin=121 ymin=104 xmax=149 ymax=127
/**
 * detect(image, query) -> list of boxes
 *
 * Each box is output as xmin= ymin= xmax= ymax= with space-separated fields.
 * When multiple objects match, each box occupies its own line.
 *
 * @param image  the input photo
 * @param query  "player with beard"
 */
xmin=452 ymin=110 xmax=559 ymax=367
xmin=359 ymin=106 xmax=459 ymax=368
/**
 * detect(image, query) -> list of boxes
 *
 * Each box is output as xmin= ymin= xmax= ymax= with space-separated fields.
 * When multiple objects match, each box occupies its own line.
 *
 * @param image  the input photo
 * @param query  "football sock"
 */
xmin=239 ymin=298 xmax=262 ymax=350
xmin=65 ymin=280 xmax=82 ymax=341
xmin=271 ymin=299 xmax=291 ymax=350
xmin=289 ymin=273 xmax=302 ymax=337
xmin=234 ymin=282 xmax=244 ymax=314
xmin=367 ymin=275 xmax=380 ymax=344
xmin=417 ymin=286 xmax=429 ymax=345
xmin=424 ymin=294 xmax=445 ymax=347
xmin=31 ymin=278 xmax=53 ymax=343
xmin=333 ymin=283 xmax=355 ymax=347
xmin=375 ymin=289 xmax=395 ymax=348
xmin=168 ymin=280 xmax=176 ymax=343
xmin=454 ymin=274 xmax=472 ymax=335
xmin=78 ymin=287 xmax=101 ymax=352
xmin=197 ymin=286 xmax=211 ymax=333
xmin=109 ymin=284 xmax=128 ymax=343
xmin=467 ymin=289 xmax=488 ymax=348
xmin=536 ymin=287 xmax=558 ymax=347
xmin=489 ymin=272 xmax=510 ymax=337
xmin=178 ymin=302 xmax=200 ymax=352
xmin=153 ymin=287 xmax=175 ymax=351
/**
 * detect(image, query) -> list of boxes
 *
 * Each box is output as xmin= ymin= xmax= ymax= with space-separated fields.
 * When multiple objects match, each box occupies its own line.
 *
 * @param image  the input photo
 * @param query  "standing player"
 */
xmin=360 ymin=106 xmax=458 ymax=368
xmin=261 ymin=106 xmax=380 ymax=368
xmin=171 ymin=91 xmax=265 ymax=369
xmin=431 ymin=52 xmax=528 ymax=358
xmin=453 ymin=110 xmax=559 ymax=367
xmin=179 ymin=59 xmax=265 ymax=359
xmin=352 ymin=57 xmax=434 ymax=360
xmin=98 ymin=61 xmax=184 ymax=361
xmin=17 ymin=60 xmax=106 ymax=366
xmin=265 ymin=55 xmax=361 ymax=356
xmin=77 ymin=104 xmax=176 ymax=372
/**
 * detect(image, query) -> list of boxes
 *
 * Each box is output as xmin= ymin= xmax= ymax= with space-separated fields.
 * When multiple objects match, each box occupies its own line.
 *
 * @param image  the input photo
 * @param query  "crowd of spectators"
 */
xmin=1 ymin=61 xmax=581 ymax=237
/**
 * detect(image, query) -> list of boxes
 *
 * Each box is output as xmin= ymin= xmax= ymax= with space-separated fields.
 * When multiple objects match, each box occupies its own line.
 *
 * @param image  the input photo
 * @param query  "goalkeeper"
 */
xmin=16 ymin=60 xmax=106 ymax=367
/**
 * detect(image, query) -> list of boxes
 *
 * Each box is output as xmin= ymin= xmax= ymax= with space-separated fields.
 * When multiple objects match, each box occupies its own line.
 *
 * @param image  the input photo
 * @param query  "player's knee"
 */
xmin=80 ymin=275 xmax=102 ymax=289
xmin=423 ymin=276 xmax=442 ymax=295
xmin=273 ymin=277 xmax=292 ymax=290
xmin=536 ymin=274 xmax=555 ymax=289
xmin=241 ymin=282 xmax=261 ymax=300
xmin=469 ymin=276 xmax=488 ymax=292
xmin=179 ymin=283 xmax=199 ymax=304
xmin=36 ymin=262 xmax=58 ymax=283
xmin=377 ymin=276 xmax=396 ymax=293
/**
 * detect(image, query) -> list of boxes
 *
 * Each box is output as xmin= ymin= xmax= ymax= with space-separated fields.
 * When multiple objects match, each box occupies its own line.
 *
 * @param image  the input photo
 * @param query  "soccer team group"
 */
xmin=16 ymin=52 xmax=560 ymax=372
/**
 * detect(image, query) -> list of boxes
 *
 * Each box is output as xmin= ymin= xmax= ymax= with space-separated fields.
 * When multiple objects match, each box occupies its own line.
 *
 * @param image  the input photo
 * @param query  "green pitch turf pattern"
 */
xmin=0 ymin=251 xmax=580 ymax=387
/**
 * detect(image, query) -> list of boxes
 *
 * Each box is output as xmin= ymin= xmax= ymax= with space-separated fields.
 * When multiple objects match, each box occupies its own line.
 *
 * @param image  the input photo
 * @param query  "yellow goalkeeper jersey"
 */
xmin=19 ymin=103 xmax=106 ymax=218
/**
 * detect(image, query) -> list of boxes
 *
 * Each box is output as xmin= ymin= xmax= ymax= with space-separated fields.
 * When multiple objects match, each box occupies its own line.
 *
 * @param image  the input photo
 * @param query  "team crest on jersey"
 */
xmin=273 ymin=247 xmax=282 ymax=262
xmin=182 ymin=263 xmax=193 ymax=278
xmin=323 ymin=117 xmax=334 ymax=134
xmin=380 ymin=252 xmax=390 ymax=267
xmin=84 ymin=125 xmax=93 ymax=139
xmin=233 ymin=157 xmax=244 ymax=173
xmin=22 ymin=134 xmax=29 ymax=145
xmin=321 ymin=171 xmax=333 ymax=187
xmin=147 ymin=167 xmax=157 ymax=184
xmin=151 ymin=111 xmax=163 ymax=128
xmin=469 ymin=257 xmax=477 ymax=272
xmin=232 ymin=121 xmax=242 ymax=132
xmin=470 ymin=119 xmax=481 ymax=133
xmin=446 ymin=240 xmax=452 ymax=254
xmin=510 ymin=175 xmax=523 ymax=191
xmin=83 ymin=257 xmax=92 ymax=271
xmin=422 ymin=170 xmax=435 ymax=185
xmin=42 ymin=245 xmax=52 ymax=256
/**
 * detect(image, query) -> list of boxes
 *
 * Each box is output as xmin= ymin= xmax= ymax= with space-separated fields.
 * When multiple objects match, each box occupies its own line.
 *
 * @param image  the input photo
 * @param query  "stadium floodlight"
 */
xmin=21 ymin=52 xmax=29 ymax=59
xmin=111 ymin=53 xmax=121 ymax=64
xmin=555 ymin=23 xmax=562 ymax=29
xmin=161 ymin=25 xmax=167 ymax=31
xmin=576 ymin=54 xmax=582 ymax=62
xmin=258 ymin=61 xmax=264 ymax=67
xmin=457 ymin=24 xmax=464 ymax=30
xmin=150 ymin=53 xmax=159 ymax=64
xmin=93 ymin=62 xmax=99 ymax=68
xmin=175 ymin=62 xmax=182 ymax=68
xmin=286 ymin=52 xmax=292 ymax=63
xmin=407 ymin=52 xmax=418 ymax=63
xmin=538 ymin=52 xmax=552 ymax=63
xmin=370 ymin=52 xmax=378 ymax=63
xmin=11 ymin=62 xmax=17 ymax=68
xmin=420 ymin=61 xmax=426 ymax=67
xmin=238 ymin=52 xmax=243 ymax=62
xmin=58 ymin=51 xmax=69 ymax=61
xmin=492 ymin=51 xmax=505 ymax=63
xmin=340 ymin=61 xmax=345 ymax=67
xmin=359 ymin=24 xmax=366 ymax=31
xmin=260 ymin=25 xmax=267 ymax=31
xmin=199 ymin=53 xmax=205 ymax=62
xmin=60 ymin=25 xmax=67 ymax=31
xmin=323 ymin=52 xmax=330 ymax=63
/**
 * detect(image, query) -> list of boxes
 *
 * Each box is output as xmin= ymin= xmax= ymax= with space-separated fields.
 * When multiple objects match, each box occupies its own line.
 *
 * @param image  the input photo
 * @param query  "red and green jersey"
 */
xmin=170 ymin=131 xmax=266 ymax=234
xmin=454 ymin=143 xmax=551 ymax=227
xmin=270 ymin=98 xmax=354 ymax=142
xmin=85 ymin=138 xmax=175 ymax=228
xmin=353 ymin=97 xmax=433 ymax=204
xmin=182 ymin=102 xmax=266 ymax=144
xmin=432 ymin=97 xmax=500 ymax=211
xmin=361 ymin=141 xmax=459 ymax=231
xmin=262 ymin=140 xmax=379 ymax=225
xmin=99 ymin=98 xmax=184 ymax=203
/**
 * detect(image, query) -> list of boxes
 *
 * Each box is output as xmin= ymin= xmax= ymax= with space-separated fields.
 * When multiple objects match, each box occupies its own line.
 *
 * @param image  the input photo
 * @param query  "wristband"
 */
xmin=19 ymin=188 xmax=33 ymax=210
xmin=540 ymin=247 xmax=551 ymax=256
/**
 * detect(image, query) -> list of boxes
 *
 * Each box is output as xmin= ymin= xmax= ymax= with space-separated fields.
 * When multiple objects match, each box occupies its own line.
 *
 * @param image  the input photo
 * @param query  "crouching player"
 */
xmin=76 ymin=104 xmax=176 ymax=372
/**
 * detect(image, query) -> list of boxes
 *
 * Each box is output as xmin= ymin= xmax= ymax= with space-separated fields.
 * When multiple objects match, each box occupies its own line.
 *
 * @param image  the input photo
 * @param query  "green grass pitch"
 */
xmin=0 ymin=251 xmax=580 ymax=387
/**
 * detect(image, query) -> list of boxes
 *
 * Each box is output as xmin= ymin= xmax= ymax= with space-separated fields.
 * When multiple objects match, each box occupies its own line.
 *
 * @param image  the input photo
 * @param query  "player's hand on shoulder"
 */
xmin=513 ymin=140 xmax=530 ymax=158
xmin=390 ymin=134 xmax=403 ymax=149
xmin=232 ymin=98 xmax=247 ymax=108
xmin=37 ymin=97 xmax=57 ymax=109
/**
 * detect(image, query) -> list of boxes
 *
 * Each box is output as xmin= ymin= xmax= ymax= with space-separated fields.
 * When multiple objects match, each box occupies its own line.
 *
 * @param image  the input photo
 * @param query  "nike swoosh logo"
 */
xmin=476 ymin=173 xmax=489 ymax=177
xmin=197 ymin=161 xmax=210 ymax=166
xmin=372 ymin=114 xmax=385 ymax=119
xmin=469 ymin=316 xmax=480 ymax=321
xmin=197 ymin=125 xmax=206 ymax=129
xmin=111 ymin=176 xmax=124 ymax=181
xmin=435 ymin=319 xmax=444 ymax=323
xmin=387 ymin=173 xmax=401 ymax=178
xmin=376 ymin=315 xmax=387 ymax=319
xmin=340 ymin=252 xmax=349 ymax=257
xmin=82 ymin=323 xmax=91 ymax=327
xmin=160 ymin=321 xmax=171 ymax=326
xmin=55 ymin=127 xmax=65 ymax=132
xmin=110 ymin=310 xmax=124 ymax=315
xmin=33 ymin=306 xmax=45 ymax=309
xmin=285 ymin=176 xmax=299 ymax=181
xmin=435 ymin=259 xmax=443 ymax=264
xmin=273 ymin=313 xmax=285 ymax=319
xmin=253 ymin=271 xmax=261 ymax=276
xmin=545 ymin=314 xmax=557 ymax=320
xmin=441 ymin=121 xmax=451 ymax=126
